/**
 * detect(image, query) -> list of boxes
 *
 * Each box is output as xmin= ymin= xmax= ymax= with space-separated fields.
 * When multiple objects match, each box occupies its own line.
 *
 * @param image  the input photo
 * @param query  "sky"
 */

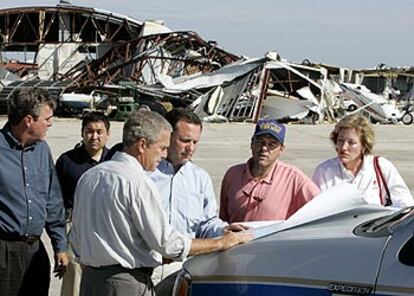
xmin=1 ymin=0 xmax=413 ymax=69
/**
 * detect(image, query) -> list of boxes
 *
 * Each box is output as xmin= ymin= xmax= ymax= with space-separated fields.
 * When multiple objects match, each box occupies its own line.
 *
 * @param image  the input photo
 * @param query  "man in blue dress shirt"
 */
xmin=149 ymin=108 xmax=244 ymax=294
xmin=0 ymin=88 xmax=68 ymax=296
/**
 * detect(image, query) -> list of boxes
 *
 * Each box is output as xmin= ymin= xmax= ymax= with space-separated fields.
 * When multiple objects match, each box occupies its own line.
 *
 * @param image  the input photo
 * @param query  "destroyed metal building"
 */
xmin=0 ymin=4 xmax=251 ymax=119
xmin=0 ymin=3 xmax=412 ymax=123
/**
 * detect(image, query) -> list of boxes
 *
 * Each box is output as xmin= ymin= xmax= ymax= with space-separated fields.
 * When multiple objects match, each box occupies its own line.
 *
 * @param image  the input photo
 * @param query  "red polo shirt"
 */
xmin=220 ymin=159 xmax=320 ymax=223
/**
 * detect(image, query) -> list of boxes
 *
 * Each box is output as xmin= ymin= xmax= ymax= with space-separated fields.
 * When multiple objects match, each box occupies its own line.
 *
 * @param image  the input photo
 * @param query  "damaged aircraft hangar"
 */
xmin=0 ymin=3 xmax=413 ymax=124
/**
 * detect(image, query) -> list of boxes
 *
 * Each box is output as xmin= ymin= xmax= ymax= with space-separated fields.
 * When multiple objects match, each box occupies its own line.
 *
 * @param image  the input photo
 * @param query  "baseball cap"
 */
xmin=253 ymin=118 xmax=286 ymax=144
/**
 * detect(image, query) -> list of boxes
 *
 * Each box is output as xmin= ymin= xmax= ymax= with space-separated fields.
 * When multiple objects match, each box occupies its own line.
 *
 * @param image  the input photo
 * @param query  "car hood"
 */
xmin=183 ymin=184 xmax=397 ymax=285
xmin=246 ymin=183 xmax=397 ymax=240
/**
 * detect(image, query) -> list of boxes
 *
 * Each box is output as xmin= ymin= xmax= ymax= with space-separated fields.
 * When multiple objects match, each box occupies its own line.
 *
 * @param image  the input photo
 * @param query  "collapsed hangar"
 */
xmin=0 ymin=4 xmax=240 ymax=106
xmin=0 ymin=4 xmax=144 ymax=79
xmin=0 ymin=4 xmax=358 ymax=124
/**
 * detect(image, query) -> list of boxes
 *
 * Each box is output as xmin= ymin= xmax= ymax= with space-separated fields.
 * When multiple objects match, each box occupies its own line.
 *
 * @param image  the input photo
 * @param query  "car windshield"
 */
xmin=363 ymin=206 xmax=414 ymax=233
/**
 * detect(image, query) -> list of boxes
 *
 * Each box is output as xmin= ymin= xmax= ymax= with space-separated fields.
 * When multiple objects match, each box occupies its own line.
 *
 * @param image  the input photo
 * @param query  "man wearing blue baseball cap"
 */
xmin=220 ymin=118 xmax=320 ymax=223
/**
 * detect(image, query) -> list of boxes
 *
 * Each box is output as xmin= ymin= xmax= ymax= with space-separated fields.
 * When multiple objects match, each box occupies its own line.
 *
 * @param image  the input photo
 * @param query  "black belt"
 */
xmin=88 ymin=264 xmax=154 ymax=276
xmin=0 ymin=234 xmax=40 ymax=245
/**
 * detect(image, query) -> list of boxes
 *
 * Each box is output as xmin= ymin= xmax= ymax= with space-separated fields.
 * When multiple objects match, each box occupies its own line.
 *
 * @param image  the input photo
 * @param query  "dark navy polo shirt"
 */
xmin=55 ymin=144 xmax=108 ymax=209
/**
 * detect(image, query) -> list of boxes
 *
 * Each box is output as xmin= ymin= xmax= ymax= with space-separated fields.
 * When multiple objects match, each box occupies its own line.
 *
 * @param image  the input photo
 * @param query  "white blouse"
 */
xmin=312 ymin=155 xmax=414 ymax=208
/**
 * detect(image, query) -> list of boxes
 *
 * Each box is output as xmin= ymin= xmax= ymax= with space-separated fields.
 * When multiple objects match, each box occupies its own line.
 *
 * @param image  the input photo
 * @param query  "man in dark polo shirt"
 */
xmin=55 ymin=111 xmax=110 ymax=296
xmin=0 ymin=88 xmax=68 ymax=296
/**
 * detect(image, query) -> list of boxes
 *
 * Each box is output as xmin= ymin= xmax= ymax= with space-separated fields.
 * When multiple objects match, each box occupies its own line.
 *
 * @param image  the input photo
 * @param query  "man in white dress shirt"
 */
xmin=70 ymin=110 xmax=252 ymax=296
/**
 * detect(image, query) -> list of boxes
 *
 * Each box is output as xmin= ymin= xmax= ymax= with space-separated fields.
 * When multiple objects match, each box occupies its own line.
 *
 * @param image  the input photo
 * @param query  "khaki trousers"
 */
xmin=80 ymin=265 xmax=154 ymax=296
xmin=152 ymin=262 xmax=182 ymax=296
xmin=60 ymin=247 xmax=82 ymax=296
xmin=61 ymin=221 xmax=82 ymax=296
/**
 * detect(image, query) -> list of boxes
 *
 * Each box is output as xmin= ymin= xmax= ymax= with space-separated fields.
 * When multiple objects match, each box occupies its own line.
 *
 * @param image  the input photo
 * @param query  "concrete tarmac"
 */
xmin=1 ymin=117 xmax=412 ymax=295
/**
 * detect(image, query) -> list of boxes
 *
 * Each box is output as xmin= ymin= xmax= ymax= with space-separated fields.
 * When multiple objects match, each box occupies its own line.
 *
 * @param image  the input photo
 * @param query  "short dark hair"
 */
xmin=165 ymin=108 xmax=202 ymax=130
xmin=8 ymin=88 xmax=55 ymax=125
xmin=81 ymin=111 xmax=110 ymax=133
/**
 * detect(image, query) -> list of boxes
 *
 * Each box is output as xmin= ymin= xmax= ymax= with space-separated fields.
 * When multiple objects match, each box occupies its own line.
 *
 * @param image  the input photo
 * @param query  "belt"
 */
xmin=0 ymin=234 xmax=40 ymax=245
xmin=88 ymin=264 xmax=154 ymax=276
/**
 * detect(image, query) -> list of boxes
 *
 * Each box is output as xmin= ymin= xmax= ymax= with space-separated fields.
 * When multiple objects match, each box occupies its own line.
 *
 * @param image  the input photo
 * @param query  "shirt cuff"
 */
xmin=177 ymin=236 xmax=192 ymax=261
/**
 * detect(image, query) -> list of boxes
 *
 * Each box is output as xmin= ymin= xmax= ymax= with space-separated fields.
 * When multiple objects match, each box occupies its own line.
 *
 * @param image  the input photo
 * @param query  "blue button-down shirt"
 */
xmin=149 ymin=159 xmax=227 ymax=239
xmin=0 ymin=123 xmax=67 ymax=252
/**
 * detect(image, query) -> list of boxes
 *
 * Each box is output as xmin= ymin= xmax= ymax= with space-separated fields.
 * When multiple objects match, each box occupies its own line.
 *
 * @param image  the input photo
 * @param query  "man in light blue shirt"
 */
xmin=152 ymin=153 xmax=226 ymax=237
xmin=149 ymin=108 xmax=244 ymax=294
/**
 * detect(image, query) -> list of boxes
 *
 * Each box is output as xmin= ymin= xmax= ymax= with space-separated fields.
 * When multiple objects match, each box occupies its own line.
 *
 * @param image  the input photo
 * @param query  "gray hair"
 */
xmin=122 ymin=110 xmax=172 ymax=147
xmin=8 ymin=88 xmax=55 ymax=125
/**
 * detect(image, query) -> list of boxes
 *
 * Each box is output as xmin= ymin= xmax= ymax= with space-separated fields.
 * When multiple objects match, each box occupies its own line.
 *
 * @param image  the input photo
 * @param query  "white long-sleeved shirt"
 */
xmin=312 ymin=155 xmax=414 ymax=208
xmin=70 ymin=152 xmax=191 ymax=268
xmin=149 ymin=160 xmax=227 ymax=238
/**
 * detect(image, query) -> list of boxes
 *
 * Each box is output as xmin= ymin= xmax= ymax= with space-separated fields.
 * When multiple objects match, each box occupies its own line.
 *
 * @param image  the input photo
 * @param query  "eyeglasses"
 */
xmin=253 ymin=138 xmax=281 ymax=150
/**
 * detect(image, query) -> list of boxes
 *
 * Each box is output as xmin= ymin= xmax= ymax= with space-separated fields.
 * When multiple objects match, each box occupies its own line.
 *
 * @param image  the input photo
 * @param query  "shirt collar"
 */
xmin=337 ymin=155 xmax=370 ymax=179
xmin=76 ymin=143 xmax=109 ymax=163
xmin=112 ymin=151 xmax=144 ymax=172
xmin=244 ymin=158 xmax=278 ymax=184
xmin=157 ymin=159 xmax=192 ymax=176
xmin=1 ymin=122 xmax=36 ymax=151
xmin=359 ymin=154 xmax=372 ymax=175
xmin=158 ymin=159 xmax=175 ymax=175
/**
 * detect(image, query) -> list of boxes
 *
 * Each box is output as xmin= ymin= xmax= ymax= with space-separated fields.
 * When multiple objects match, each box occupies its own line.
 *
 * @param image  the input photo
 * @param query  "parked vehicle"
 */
xmin=59 ymin=91 xmax=104 ymax=114
xmin=174 ymin=184 xmax=414 ymax=296
xmin=401 ymin=103 xmax=413 ymax=125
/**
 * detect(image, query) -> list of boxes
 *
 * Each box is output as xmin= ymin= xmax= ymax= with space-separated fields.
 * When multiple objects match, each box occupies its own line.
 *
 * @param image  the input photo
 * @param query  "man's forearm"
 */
xmin=188 ymin=231 xmax=252 ymax=256
xmin=188 ymin=238 xmax=224 ymax=256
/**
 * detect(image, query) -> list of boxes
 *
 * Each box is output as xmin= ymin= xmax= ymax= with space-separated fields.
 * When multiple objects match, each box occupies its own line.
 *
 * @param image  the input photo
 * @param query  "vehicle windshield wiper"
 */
xmin=366 ymin=206 xmax=414 ymax=233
